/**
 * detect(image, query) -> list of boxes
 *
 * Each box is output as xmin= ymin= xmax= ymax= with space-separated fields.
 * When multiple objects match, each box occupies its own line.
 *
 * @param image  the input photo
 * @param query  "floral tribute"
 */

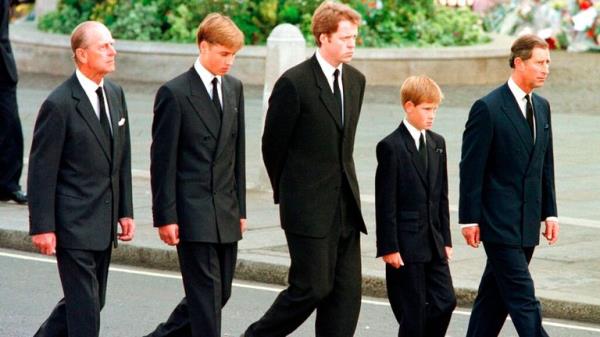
xmin=483 ymin=0 xmax=600 ymax=51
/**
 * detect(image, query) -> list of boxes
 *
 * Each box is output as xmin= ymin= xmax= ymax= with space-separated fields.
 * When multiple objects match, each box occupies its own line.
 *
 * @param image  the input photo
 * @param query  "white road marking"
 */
xmin=2 ymin=250 xmax=600 ymax=333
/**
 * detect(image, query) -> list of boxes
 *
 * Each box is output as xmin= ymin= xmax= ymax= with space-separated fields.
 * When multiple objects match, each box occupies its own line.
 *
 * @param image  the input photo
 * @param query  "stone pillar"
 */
xmin=256 ymin=23 xmax=306 ymax=191
xmin=34 ymin=0 xmax=59 ymax=18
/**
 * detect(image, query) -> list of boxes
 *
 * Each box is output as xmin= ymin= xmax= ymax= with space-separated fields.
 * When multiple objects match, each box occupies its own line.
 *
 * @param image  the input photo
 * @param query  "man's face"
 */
xmin=199 ymin=41 xmax=238 ymax=76
xmin=517 ymin=47 xmax=550 ymax=91
xmin=405 ymin=101 xmax=438 ymax=131
xmin=319 ymin=20 xmax=358 ymax=67
xmin=77 ymin=25 xmax=117 ymax=77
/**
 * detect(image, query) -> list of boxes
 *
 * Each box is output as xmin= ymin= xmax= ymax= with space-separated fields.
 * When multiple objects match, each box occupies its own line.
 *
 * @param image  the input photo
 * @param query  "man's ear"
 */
xmin=403 ymin=100 xmax=415 ymax=113
xmin=75 ymin=48 xmax=87 ymax=65
xmin=199 ymin=40 xmax=209 ymax=54
xmin=514 ymin=57 xmax=524 ymax=70
xmin=319 ymin=33 xmax=329 ymax=46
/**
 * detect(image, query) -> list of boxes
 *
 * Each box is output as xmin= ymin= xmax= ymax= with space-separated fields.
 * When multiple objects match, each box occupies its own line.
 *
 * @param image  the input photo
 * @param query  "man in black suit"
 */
xmin=243 ymin=2 xmax=366 ymax=336
xmin=459 ymin=34 xmax=558 ymax=337
xmin=28 ymin=21 xmax=134 ymax=337
xmin=375 ymin=75 xmax=456 ymax=337
xmin=146 ymin=13 xmax=246 ymax=337
xmin=0 ymin=0 xmax=27 ymax=204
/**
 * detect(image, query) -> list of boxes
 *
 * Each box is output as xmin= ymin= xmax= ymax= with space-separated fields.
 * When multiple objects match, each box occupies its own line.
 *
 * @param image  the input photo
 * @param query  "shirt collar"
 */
xmin=194 ymin=57 xmax=221 ymax=87
xmin=508 ymin=76 xmax=530 ymax=102
xmin=75 ymin=68 xmax=104 ymax=92
xmin=403 ymin=118 xmax=425 ymax=143
xmin=315 ymin=49 xmax=343 ymax=79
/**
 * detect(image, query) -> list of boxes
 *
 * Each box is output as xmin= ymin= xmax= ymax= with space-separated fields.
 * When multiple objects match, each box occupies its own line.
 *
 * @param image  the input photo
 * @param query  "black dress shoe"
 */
xmin=0 ymin=189 xmax=28 ymax=204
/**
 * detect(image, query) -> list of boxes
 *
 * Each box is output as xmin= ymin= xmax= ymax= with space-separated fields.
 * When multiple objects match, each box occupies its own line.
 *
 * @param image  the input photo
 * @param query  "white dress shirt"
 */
xmin=194 ymin=58 xmax=223 ymax=107
xmin=403 ymin=118 xmax=426 ymax=150
xmin=507 ymin=76 xmax=536 ymax=140
xmin=315 ymin=49 xmax=344 ymax=122
xmin=75 ymin=69 xmax=112 ymax=133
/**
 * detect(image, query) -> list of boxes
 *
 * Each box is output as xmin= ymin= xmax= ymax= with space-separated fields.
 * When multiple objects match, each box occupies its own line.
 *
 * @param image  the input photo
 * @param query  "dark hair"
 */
xmin=509 ymin=34 xmax=549 ymax=68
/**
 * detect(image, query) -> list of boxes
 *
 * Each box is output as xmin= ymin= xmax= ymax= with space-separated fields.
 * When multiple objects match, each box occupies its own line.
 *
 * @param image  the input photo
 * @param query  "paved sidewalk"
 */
xmin=2 ymin=62 xmax=600 ymax=323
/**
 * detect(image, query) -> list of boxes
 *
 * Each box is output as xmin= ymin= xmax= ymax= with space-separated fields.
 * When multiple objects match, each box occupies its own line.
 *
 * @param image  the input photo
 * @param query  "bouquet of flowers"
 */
xmin=483 ymin=0 xmax=600 ymax=51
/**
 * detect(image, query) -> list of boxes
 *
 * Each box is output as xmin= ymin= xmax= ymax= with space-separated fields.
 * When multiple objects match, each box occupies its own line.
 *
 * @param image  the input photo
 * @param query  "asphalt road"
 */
xmin=1 ymin=248 xmax=599 ymax=337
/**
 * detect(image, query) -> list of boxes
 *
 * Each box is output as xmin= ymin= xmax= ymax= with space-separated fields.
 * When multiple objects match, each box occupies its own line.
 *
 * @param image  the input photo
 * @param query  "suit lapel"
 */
xmin=186 ymin=68 xmax=221 ymax=140
xmin=500 ymin=83 xmax=534 ymax=154
xmin=399 ymin=123 xmax=427 ymax=187
xmin=312 ymin=56 xmax=343 ymax=130
xmin=214 ymin=76 xmax=236 ymax=159
xmin=526 ymin=94 xmax=548 ymax=172
xmin=71 ymin=75 xmax=112 ymax=163
xmin=426 ymin=132 xmax=439 ymax=191
xmin=105 ymin=82 xmax=120 ymax=166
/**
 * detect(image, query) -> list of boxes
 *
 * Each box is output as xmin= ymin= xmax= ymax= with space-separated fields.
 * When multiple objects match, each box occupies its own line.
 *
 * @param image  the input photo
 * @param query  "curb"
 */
xmin=2 ymin=228 xmax=599 ymax=324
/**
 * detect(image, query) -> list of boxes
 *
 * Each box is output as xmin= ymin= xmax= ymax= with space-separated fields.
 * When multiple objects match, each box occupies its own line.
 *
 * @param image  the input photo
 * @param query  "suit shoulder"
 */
xmin=224 ymin=74 xmax=243 ymax=92
xmin=280 ymin=58 xmax=312 ymax=81
xmin=44 ymin=78 xmax=74 ymax=106
xmin=427 ymin=130 xmax=445 ymax=143
xmin=224 ymin=74 xmax=242 ymax=86
xmin=377 ymin=127 xmax=402 ymax=148
xmin=343 ymin=63 xmax=366 ymax=82
xmin=104 ymin=78 xmax=123 ymax=92
xmin=532 ymin=92 xmax=550 ymax=106
xmin=161 ymin=71 xmax=192 ymax=92
xmin=479 ymin=84 xmax=505 ymax=105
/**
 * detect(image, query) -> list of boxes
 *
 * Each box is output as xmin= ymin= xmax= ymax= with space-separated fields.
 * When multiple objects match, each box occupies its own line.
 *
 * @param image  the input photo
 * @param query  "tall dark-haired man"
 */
xmin=459 ymin=34 xmax=558 ymax=337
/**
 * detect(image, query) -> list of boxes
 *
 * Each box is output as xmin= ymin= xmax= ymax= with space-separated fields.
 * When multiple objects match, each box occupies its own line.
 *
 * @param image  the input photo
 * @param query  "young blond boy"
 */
xmin=375 ymin=75 xmax=456 ymax=337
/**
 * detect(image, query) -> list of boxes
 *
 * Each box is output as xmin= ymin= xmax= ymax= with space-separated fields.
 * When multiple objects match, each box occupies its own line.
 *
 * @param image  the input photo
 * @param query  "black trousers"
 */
xmin=466 ymin=243 xmax=548 ymax=337
xmin=145 ymin=241 xmax=237 ymax=337
xmin=245 ymin=190 xmax=362 ymax=337
xmin=386 ymin=257 xmax=456 ymax=337
xmin=0 ymin=83 xmax=24 ymax=193
xmin=34 ymin=246 xmax=112 ymax=337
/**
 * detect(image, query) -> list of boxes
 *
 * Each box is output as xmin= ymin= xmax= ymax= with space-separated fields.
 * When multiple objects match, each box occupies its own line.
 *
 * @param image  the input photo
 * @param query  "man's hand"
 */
xmin=382 ymin=252 xmax=404 ymax=269
xmin=158 ymin=224 xmax=179 ymax=246
xmin=240 ymin=218 xmax=247 ymax=234
xmin=543 ymin=219 xmax=559 ymax=245
xmin=445 ymin=246 xmax=453 ymax=261
xmin=462 ymin=225 xmax=480 ymax=248
xmin=118 ymin=217 xmax=135 ymax=241
xmin=32 ymin=232 xmax=56 ymax=255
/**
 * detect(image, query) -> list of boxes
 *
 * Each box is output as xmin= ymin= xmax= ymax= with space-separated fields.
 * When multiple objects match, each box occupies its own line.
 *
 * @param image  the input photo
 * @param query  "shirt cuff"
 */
xmin=545 ymin=216 xmax=559 ymax=223
xmin=460 ymin=223 xmax=478 ymax=229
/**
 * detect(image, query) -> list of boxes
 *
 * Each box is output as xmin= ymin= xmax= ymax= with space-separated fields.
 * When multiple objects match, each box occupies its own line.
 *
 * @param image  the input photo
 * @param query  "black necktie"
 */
xmin=95 ymin=86 xmax=112 ymax=143
xmin=212 ymin=77 xmax=222 ymax=119
xmin=419 ymin=132 xmax=428 ymax=170
xmin=333 ymin=69 xmax=343 ymax=126
xmin=524 ymin=94 xmax=534 ymax=139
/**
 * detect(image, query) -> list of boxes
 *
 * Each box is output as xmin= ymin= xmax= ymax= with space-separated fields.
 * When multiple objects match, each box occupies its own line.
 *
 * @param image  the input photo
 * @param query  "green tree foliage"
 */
xmin=38 ymin=0 xmax=489 ymax=47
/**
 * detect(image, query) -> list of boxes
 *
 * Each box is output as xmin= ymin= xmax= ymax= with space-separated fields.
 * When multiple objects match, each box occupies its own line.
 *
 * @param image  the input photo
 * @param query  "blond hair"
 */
xmin=196 ymin=13 xmax=244 ymax=51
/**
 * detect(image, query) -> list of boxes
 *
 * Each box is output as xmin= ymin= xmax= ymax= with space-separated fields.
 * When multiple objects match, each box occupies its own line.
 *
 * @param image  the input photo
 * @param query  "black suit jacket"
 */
xmin=151 ymin=68 xmax=246 ymax=244
xmin=0 ymin=0 xmax=18 ymax=85
xmin=262 ymin=54 xmax=367 ymax=238
xmin=28 ymin=73 xmax=134 ymax=250
xmin=459 ymin=82 xmax=557 ymax=247
xmin=375 ymin=123 xmax=451 ymax=263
